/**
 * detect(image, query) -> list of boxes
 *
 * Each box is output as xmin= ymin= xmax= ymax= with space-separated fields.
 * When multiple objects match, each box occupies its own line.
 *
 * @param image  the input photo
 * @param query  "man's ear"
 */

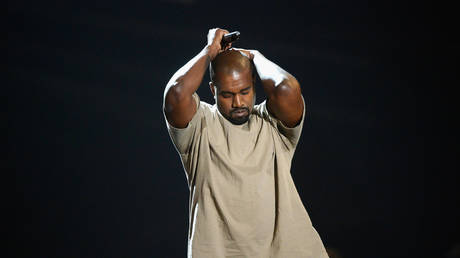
xmin=209 ymin=81 xmax=216 ymax=100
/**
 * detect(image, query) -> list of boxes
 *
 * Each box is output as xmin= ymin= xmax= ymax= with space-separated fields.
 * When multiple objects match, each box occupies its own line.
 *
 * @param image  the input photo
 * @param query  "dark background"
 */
xmin=10 ymin=0 xmax=458 ymax=257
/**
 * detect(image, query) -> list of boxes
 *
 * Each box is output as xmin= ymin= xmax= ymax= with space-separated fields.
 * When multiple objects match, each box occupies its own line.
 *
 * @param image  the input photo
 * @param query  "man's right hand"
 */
xmin=207 ymin=28 xmax=232 ymax=60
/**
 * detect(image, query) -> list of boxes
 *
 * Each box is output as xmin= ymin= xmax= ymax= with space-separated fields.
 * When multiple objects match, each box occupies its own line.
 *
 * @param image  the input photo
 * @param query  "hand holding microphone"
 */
xmin=207 ymin=28 xmax=241 ymax=60
xmin=222 ymin=31 xmax=240 ymax=46
xmin=220 ymin=31 xmax=240 ymax=50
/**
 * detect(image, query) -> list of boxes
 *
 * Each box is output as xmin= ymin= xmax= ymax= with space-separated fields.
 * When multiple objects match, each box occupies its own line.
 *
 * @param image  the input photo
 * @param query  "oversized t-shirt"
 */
xmin=165 ymin=93 xmax=328 ymax=258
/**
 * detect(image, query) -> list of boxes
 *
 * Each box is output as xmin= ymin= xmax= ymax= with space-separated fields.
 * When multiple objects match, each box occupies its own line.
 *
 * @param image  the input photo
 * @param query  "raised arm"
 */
xmin=163 ymin=28 xmax=231 ymax=128
xmin=234 ymin=49 xmax=304 ymax=128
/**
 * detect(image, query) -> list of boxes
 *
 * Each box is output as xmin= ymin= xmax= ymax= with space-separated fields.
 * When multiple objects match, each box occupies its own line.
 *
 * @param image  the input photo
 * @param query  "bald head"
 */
xmin=209 ymin=49 xmax=255 ymax=85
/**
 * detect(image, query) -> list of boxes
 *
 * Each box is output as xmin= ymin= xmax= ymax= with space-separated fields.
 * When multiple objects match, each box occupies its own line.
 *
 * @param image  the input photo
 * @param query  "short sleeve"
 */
xmin=258 ymin=96 xmax=306 ymax=151
xmin=164 ymin=93 xmax=202 ymax=155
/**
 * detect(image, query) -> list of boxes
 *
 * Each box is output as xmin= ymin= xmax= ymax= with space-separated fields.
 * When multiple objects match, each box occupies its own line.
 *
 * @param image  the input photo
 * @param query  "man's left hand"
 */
xmin=231 ymin=47 xmax=255 ymax=60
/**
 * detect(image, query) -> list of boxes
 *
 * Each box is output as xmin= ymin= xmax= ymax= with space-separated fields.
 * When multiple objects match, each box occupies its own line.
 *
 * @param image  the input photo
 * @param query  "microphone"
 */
xmin=222 ymin=31 xmax=240 ymax=45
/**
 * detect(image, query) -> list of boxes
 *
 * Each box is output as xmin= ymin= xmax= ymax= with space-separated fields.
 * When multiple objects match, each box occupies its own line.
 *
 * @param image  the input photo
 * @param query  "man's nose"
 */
xmin=232 ymin=94 xmax=243 ymax=108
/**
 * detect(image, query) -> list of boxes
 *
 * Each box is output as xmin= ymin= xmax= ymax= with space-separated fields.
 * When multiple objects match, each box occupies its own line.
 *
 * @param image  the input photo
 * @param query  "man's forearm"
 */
xmin=164 ymin=45 xmax=218 ymax=100
xmin=251 ymin=50 xmax=303 ymax=127
xmin=252 ymin=50 xmax=301 ymax=98
xmin=163 ymin=28 xmax=231 ymax=128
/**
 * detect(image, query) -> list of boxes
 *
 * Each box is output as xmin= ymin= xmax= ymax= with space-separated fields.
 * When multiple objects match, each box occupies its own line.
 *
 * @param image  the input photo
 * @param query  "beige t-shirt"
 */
xmin=166 ymin=94 xmax=328 ymax=258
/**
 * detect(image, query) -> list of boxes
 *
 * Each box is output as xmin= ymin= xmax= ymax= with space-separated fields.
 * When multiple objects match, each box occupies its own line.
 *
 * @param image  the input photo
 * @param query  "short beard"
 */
xmin=227 ymin=107 xmax=250 ymax=125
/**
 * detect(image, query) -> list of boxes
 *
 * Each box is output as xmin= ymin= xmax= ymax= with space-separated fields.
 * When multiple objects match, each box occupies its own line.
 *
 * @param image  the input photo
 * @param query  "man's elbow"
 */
xmin=164 ymin=83 xmax=186 ymax=114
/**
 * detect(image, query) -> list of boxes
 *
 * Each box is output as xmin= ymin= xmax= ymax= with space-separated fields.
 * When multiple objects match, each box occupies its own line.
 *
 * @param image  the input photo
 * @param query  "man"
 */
xmin=163 ymin=28 xmax=328 ymax=257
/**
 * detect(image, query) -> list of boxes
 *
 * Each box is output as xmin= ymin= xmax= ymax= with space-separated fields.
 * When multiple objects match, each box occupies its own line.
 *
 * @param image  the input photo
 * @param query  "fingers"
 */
xmin=210 ymin=28 xmax=228 ymax=40
xmin=222 ymin=42 xmax=232 ymax=51
xmin=209 ymin=28 xmax=246 ymax=55
xmin=208 ymin=28 xmax=231 ymax=53
xmin=215 ymin=28 xmax=230 ymax=51
xmin=228 ymin=47 xmax=253 ymax=59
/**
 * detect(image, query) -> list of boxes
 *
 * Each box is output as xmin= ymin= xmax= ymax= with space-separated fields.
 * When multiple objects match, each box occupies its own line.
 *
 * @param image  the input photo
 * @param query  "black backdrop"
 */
xmin=10 ymin=0 xmax=458 ymax=257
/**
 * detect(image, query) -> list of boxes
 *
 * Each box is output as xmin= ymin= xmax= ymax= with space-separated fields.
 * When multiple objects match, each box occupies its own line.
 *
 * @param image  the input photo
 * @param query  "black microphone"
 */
xmin=222 ymin=31 xmax=240 ymax=45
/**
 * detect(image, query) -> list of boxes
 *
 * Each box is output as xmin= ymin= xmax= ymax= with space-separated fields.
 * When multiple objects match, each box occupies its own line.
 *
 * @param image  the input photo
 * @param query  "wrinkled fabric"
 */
xmin=165 ymin=93 xmax=328 ymax=258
